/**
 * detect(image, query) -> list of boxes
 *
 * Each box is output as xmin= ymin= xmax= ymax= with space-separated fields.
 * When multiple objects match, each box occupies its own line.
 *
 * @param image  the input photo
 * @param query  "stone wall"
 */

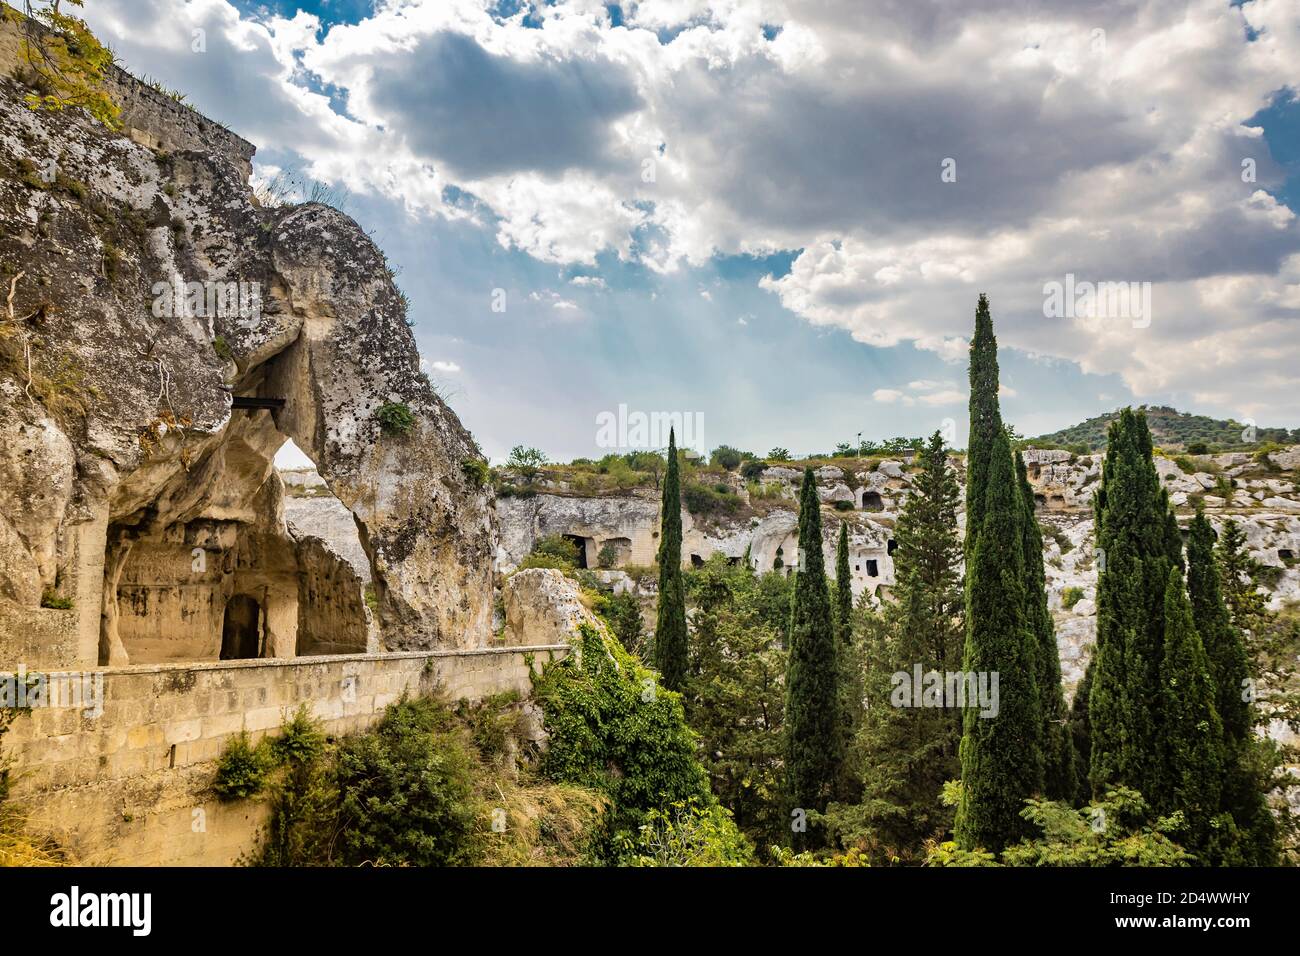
xmin=3 ymin=644 xmax=568 ymax=865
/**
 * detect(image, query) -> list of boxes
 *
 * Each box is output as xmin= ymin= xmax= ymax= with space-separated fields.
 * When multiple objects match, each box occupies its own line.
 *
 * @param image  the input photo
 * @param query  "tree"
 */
xmin=1187 ymin=509 xmax=1278 ymax=865
xmin=1156 ymin=566 xmax=1223 ymax=854
xmin=832 ymin=431 xmax=964 ymax=860
xmin=654 ymin=428 xmax=689 ymax=691
xmin=684 ymin=556 xmax=788 ymax=846
xmin=709 ymin=445 xmax=744 ymax=471
xmin=768 ymin=447 xmax=791 ymax=461
xmin=834 ymin=522 xmax=852 ymax=645
xmin=1088 ymin=408 xmax=1173 ymax=802
xmin=955 ymin=424 xmax=1043 ymax=852
xmin=8 ymin=1 xmax=121 ymax=129
xmin=1216 ymin=519 xmax=1269 ymax=640
xmin=964 ymin=293 xmax=1003 ymax=559
xmin=1016 ymin=454 xmax=1073 ymax=800
xmin=506 ymin=445 xmax=547 ymax=484
xmin=784 ymin=467 xmax=841 ymax=842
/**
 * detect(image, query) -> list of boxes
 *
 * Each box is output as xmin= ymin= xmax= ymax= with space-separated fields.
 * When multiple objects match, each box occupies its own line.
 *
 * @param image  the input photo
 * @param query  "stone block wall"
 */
xmin=2 ymin=644 xmax=568 ymax=865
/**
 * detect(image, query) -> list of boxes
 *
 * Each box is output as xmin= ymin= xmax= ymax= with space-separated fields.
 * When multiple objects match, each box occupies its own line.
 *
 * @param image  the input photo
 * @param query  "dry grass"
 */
xmin=0 ymin=804 xmax=67 ymax=867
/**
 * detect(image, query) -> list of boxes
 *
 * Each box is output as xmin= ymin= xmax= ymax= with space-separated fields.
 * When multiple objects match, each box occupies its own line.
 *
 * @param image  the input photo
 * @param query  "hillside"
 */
xmin=1031 ymin=405 xmax=1298 ymax=452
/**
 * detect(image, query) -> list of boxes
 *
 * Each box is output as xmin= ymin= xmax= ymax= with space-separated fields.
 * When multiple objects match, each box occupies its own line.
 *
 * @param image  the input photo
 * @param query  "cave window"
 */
xmin=886 ymin=539 xmax=897 ymax=556
xmin=1281 ymin=549 xmax=1294 ymax=561
xmin=865 ymin=559 xmax=879 ymax=577
xmin=221 ymin=595 xmax=263 ymax=660
xmin=690 ymin=553 xmax=705 ymax=569
xmin=861 ymin=491 xmax=884 ymax=511
xmin=1034 ymin=493 xmax=1047 ymax=509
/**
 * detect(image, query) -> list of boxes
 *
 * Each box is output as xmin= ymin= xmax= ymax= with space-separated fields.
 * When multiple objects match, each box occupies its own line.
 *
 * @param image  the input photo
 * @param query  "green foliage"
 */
xmin=709 ymin=445 xmax=745 ymax=471
xmin=1000 ymin=788 xmax=1192 ymax=866
xmin=682 ymin=481 xmax=742 ymax=517
xmin=507 ymin=445 xmax=548 ymax=484
xmin=519 ymin=534 xmax=580 ymax=571
xmin=784 ymin=468 xmax=842 ymax=842
xmin=740 ymin=460 xmax=767 ymax=481
xmin=532 ymin=621 xmax=713 ymax=859
xmin=461 ymin=457 xmax=490 ymax=488
xmin=270 ymin=705 xmax=325 ymax=768
xmin=39 ymin=590 xmax=72 ymax=609
xmin=655 ymin=428 xmax=689 ymax=691
xmin=1031 ymin=404 xmax=1295 ymax=453
xmin=375 ymin=401 xmax=416 ymax=436
xmin=212 ymin=336 xmax=235 ymax=363
xmin=767 ymin=447 xmax=791 ymax=461
xmin=213 ymin=732 xmax=274 ymax=802
xmin=617 ymin=800 xmax=755 ymax=866
xmin=1061 ymin=586 xmax=1085 ymax=610
xmin=683 ymin=555 xmax=788 ymax=847
xmin=12 ymin=1 xmax=122 ymax=129
xmin=593 ymin=590 xmax=645 ymax=658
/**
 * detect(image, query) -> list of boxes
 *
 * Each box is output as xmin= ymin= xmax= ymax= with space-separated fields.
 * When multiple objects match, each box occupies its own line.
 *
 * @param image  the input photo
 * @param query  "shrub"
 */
xmin=682 ymin=482 xmax=742 ymax=517
xmin=596 ymin=541 xmax=619 ymax=569
xmin=740 ymin=460 xmax=767 ymax=481
xmin=594 ymin=590 xmax=645 ymax=657
xmin=519 ymin=534 xmax=580 ymax=571
xmin=507 ymin=446 xmax=548 ymax=484
xmin=833 ymin=499 xmax=854 ymax=511
xmin=1186 ymin=441 xmax=1209 ymax=455
xmin=39 ymin=591 xmax=73 ymax=610
xmin=709 ymin=445 xmax=745 ymax=471
xmin=1061 ymin=586 xmax=1085 ymax=610
xmin=270 ymin=705 xmax=325 ymax=768
xmin=214 ymin=732 xmax=274 ymax=801
xmin=375 ymin=402 xmax=416 ymax=435
xmin=617 ymin=800 xmax=754 ymax=867
xmin=461 ymin=457 xmax=490 ymax=488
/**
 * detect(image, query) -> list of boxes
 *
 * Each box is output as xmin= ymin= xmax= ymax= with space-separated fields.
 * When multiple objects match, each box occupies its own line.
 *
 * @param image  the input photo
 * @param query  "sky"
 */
xmin=78 ymin=0 xmax=1300 ymax=464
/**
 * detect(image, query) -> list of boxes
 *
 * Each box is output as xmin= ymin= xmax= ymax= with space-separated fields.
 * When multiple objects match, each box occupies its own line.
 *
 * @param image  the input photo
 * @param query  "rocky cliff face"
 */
xmin=0 ymin=62 xmax=495 ymax=665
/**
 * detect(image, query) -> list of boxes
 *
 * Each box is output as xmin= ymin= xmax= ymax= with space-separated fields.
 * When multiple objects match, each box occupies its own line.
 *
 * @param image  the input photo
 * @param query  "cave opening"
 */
xmin=861 ymin=491 xmax=884 ymax=511
xmin=866 ymin=559 xmax=879 ymax=577
xmin=561 ymin=534 xmax=591 ymax=569
xmin=220 ymin=594 xmax=263 ymax=660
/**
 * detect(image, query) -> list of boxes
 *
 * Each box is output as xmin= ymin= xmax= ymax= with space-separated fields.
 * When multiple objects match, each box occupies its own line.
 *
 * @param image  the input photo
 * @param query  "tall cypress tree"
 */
xmin=1157 ymin=565 xmax=1223 ymax=853
xmin=1187 ymin=508 xmax=1277 ymax=864
xmin=835 ymin=522 xmax=852 ymax=644
xmin=1017 ymin=454 xmax=1073 ymax=800
xmin=965 ymin=293 xmax=1002 ymax=559
xmin=654 ymin=428 xmax=688 ymax=691
xmin=955 ymin=423 xmax=1043 ymax=852
xmin=1088 ymin=408 xmax=1171 ymax=801
xmin=785 ymin=468 xmax=841 ymax=838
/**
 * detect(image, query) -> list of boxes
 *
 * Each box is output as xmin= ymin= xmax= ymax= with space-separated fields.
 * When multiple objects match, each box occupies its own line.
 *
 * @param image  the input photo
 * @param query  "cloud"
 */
xmin=80 ymin=0 xmax=1300 ymax=423
xmin=422 ymin=359 xmax=462 ymax=374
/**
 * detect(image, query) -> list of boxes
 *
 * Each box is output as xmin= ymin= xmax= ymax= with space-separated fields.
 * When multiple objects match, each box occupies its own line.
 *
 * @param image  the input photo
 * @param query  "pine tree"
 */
xmin=654 ymin=428 xmax=688 ymax=691
xmin=1157 ymin=565 xmax=1223 ymax=853
xmin=1017 ymin=454 xmax=1074 ymax=800
xmin=842 ymin=431 xmax=964 ymax=857
xmin=955 ymin=424 xmax=1043 ymax=852
xmin=835 ymin=522 xmax=853 ymax=644
xmin=1216 ymin=519 xmax=1269 ymax=639
xmin=1088 ymin=408 xmax=1171 ymax=801
xmin=784 ymin=468 xmax=841 ymax=840
xmin=1187 ymin=508 xmax=1277 ymax=865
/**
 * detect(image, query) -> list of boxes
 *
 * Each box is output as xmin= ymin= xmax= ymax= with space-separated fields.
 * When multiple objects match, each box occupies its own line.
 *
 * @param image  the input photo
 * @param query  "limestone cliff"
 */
xmin=0 ymin=58 xmax=494 ymax=664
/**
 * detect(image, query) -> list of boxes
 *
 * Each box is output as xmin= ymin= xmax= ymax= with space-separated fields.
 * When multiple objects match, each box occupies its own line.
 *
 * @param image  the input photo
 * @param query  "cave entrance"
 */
xmin=690 ymin=553 xmax=705 ymax=568
xmin=220 ymin=595 xmax=263 ymax=660
xmin=1034 ymin=493 xmax=1047 ymax=509
xmin=1281 ymin=549 xmax=1294 ymax=561
xmin=865 ymin=559 xmax=879 ymax=577
xmin=861 ymin=491 xmax=884 ymax=511
xmin=562 ymin=534 xmax=591 ymax=569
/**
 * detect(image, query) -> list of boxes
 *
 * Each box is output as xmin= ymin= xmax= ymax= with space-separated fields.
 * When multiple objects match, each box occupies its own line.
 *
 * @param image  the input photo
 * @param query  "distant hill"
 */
xmin=1030 ymin=405 xmax=1298 ymax=453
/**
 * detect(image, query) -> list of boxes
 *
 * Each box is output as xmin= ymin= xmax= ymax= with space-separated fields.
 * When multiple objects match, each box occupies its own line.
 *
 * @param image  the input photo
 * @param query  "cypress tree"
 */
xmin=654 ymin=428 xmax=688 ymax=691
xmin=784 ymin=467 xmax=841 ymax=837
xmin=1187 ymin=507 xmax=1277 ymax=865
xmin=835 ymin=522 xmax=853 ymax=644
xmin=1157 ymin=565 xmax=1223 ymax=853
xmin=965 ymin=293 xmax=1002 ymax=558
xmin=1017 ymin=453 xmax=1073 ymax=800
xmin=955 ymin=424 xmax=1043 ymax=852
xmin=1088 ymin=408 xmax=1170 ymax=800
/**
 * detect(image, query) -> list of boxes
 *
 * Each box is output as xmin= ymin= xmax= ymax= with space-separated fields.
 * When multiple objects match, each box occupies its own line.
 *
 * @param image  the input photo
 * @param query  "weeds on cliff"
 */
xmin=375 ymin=401 xmax=416 ymax=436
xmin=39 ymin=589 xmax=72 ymax=610
xmin=8 ymin=1 xmax=122 ymax=129
xmin=461 ymin=456 xmax=490 ymax=488
xmin=213 ymin=732 xmax=274 ymax=801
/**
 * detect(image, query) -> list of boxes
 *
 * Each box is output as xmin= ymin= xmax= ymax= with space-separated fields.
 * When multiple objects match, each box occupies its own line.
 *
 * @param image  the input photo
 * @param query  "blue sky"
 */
xmin=84 ymin=1 xmax=1300 ymax=463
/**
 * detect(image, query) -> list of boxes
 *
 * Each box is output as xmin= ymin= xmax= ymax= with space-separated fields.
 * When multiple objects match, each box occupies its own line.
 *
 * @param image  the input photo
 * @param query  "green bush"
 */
xmin=39 ymin=591 xmax=73 ymax=610
xmin=1061 ymin=586 xmax=1085 ymax=610
xmin=531 ymin=622 xmax=715 ymax=859
xmin=376 ymin=402 xmax=416 ymax=435
xmin=683 ymin=482 xmax=742 ymax=517
xmin=617 ymin=800 xmax=754 ymax=866
xmin=833 ymin=499 xmax=854 ymax=511
xmin=709 ymin=445 xmax=745 ymax=471
xmin=461 ymin=457 xmax=491 ymax=488
xmin=740 ymin=460 xmax=767 ymax=481
xmin=214 ymin=732 xmax=274 ymax=801
xmin=333 ymin=696 xmax=483 ymax=866
xmin=519 ymin=534 xmax=580 ymax=571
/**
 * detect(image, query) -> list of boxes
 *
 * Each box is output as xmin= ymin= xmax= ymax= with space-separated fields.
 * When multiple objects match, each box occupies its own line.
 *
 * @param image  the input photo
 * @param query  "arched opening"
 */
xmin=861 ymin=491 xmax=884 ymax=511
xmin=221 ymin=594 xmax=262 ymax=660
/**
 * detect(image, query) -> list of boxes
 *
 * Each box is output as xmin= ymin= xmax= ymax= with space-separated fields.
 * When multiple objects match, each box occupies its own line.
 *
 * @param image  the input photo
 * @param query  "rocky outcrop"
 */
xmin=0 ymin=63 xmax=494 ymax=665
xmin=499 ymin=568 xmax=603 ymax=647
